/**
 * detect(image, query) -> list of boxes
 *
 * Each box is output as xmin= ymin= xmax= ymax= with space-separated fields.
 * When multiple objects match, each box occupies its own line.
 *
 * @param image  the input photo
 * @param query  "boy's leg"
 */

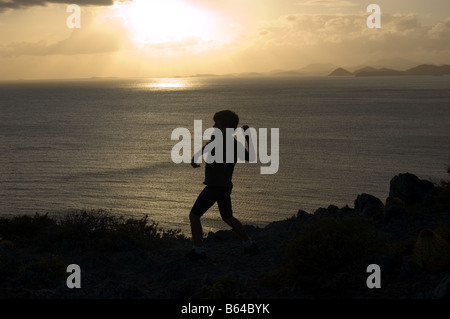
xmin=218 ymin=189 xmax=258 ymax=254
xmin=189 ymin=213 xmax=203 ymax=247
xmin=189 ymin=186 xmax=217 ymax=254
xmin=222 ymin=216 xmax=249 ymax=242
xmin=217 ymin=188 xmax=250 ymax=242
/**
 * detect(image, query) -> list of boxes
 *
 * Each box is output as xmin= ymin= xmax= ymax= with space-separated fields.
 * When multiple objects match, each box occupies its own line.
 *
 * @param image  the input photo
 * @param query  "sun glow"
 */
xmin=122 ymin=0 xmax=214 ymax=45
xmin=145 ymin=78 xmax=187 ymax=89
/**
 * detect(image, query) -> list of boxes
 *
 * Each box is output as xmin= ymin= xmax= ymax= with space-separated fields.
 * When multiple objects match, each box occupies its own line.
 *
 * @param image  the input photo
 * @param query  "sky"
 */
xmin=0 ymin=0 xmax=449 ymax=80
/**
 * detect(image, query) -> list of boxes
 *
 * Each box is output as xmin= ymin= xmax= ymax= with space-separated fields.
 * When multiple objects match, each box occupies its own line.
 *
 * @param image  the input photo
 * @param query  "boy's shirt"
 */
xmin=203 ymin=136 xmax=249 ymax=188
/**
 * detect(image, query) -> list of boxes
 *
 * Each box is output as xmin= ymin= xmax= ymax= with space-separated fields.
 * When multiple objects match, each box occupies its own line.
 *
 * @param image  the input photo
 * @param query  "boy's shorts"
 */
xmin=190 ymin=186 xmax=233 ymax=219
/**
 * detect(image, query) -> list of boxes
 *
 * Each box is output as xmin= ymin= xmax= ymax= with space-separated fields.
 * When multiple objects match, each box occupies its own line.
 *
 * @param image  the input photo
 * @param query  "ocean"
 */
xmin=0 ymin=75 xmax=449 ymax=235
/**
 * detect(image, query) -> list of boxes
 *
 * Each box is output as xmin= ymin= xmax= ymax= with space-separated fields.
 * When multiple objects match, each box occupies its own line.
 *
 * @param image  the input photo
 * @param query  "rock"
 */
xmin=338 ymin=205 xmax=356 ymax=216
xmin=383 ymin=205 xmax=408 ymax=222
xmin=385 ymin=196 xmax=406 ymax=209
xmin=313 ymin=205 xmax=340 ymax=217
xmin=313 ymin=205 xmax=355 ymax=218
xmin=431 ymin=273 xmax=450 ymax=298
xmin=207 ymin=229 xmax=233 ymax=241
xmin=383 ymin=197 xmax=408 ymax=221
xmin=296 ymin=209 xmax=310 ymax=219
xmin=389 ymin=173 xmax=436 ymax=205
xmin=354 ymin=193 xmax=384 ymax=220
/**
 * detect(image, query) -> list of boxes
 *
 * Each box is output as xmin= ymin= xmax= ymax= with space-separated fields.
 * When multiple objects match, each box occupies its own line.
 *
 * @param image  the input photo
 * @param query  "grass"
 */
xmin=0 ymin=209 xmax=187 ymax=254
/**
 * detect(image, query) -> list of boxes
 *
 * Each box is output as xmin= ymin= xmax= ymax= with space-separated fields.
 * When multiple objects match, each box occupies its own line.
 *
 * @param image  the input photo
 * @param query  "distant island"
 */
xmin=188 ymin=63 xmax=450 ymax=79
xmin=328 ymin=67 xmax=354 ymax=77
xmin=329 ymin=64 xmax=450 ymax=77
xmin=5 ymin=60 xmax=450 ymax=82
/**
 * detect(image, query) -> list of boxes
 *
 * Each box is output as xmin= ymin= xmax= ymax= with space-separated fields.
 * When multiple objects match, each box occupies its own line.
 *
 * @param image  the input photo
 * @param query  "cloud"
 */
xmin=428 ymin=17 xmax=450 ymax=39
xmin=297 ymin=0 xmax=358 ymax=8
xmin=238 ymin=12 xmax=450 ymax=68
xmin=258 ymin=12 xmax=440 ymax=44
xmin=0 ymin=32 xmax=120 ymax=57
xmin=0 ymin=14 xmax=127 ymax=56
xmin=0 ymin=0 xmax=130 ymax=12
xmin=138 ymin=38 xmax=201 ymax=51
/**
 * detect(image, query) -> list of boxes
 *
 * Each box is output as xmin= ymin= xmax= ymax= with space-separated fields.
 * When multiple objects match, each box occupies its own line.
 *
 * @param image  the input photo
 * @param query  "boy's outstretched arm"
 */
xmin=191 ymin=158 xmax=201 ymax=168
xmin=241 ymin=125 xmax=251 ymax=162
xmin=191 ymin=140 xmax=212 ymax=168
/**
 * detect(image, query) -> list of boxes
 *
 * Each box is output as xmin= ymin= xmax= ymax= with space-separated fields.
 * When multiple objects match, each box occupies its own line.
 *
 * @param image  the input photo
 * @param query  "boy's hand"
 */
xmin=242 ymin=125 xmax=250 ymax=144
xmin=191 ymin=158 xmax=200 ymax=168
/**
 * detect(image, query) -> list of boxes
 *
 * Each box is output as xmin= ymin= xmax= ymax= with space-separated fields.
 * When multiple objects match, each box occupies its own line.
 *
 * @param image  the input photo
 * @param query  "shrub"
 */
xmin=0 ymin=210 xmax=186 ymax=254
xmin=50 ymin=209 xmax=186 ymax=251
xmin=19 ymin=253 xmax=67 ymax=289
xmin=0 ymin=213 xmax=56 ymax=240
xmin=413 ymin=229 xmax=450 ymax=273
xmin=278 ymin=216 xmax=389 ymax=297
xmin=201 ymin=277 xmax=247 ymax=299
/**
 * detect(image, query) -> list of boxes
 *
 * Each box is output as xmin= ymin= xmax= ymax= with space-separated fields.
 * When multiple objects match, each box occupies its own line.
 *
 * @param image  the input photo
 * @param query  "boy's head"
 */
xmin=213 ymin=110 xmax=239 ymax=130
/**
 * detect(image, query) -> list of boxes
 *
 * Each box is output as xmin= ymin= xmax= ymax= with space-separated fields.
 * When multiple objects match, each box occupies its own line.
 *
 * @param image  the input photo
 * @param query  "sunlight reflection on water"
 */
xmin=144 ymin=78 xmax=187 ymax=89
xmin=1 ymin=76 xmax=449 ymax=235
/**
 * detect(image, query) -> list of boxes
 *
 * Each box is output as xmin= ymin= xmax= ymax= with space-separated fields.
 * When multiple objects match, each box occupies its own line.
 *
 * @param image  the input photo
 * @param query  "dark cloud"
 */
xmin=0 ymin=0 xmax=130 ymax=12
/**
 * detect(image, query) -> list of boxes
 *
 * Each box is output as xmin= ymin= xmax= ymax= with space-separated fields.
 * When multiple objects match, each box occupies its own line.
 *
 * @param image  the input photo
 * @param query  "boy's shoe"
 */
xmin=186 ymin=249 xmax=206 ymax=261
xmin=244 ymin=242 xmax=259 ymax=255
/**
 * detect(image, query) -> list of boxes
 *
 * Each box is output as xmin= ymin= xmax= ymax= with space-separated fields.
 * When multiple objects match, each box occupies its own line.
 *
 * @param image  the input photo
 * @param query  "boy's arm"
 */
xmin=191 ymin=140 xmax=212 ymax=168
xmin=242 ymin=125 xmax=251 ymax=162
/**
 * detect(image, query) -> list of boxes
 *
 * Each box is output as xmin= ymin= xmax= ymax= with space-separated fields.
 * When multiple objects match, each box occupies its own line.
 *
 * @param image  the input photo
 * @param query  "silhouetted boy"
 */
xmin=187 ymin=110 xmax=258 ymax=261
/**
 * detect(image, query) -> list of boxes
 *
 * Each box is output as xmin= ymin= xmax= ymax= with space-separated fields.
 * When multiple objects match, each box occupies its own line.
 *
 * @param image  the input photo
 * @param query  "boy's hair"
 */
xmin=213 ymin=110 xmax=239 ymax=129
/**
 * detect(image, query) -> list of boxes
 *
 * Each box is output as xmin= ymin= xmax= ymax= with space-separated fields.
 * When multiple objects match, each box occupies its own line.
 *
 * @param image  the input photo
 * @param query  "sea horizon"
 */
xmin=1 ymin=75 xmax=449 ymax=236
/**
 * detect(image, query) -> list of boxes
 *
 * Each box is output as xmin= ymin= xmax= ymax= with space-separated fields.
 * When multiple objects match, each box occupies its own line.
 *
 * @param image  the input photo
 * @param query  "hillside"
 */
xmin=0 ymin=172 xmax=449 ymax=301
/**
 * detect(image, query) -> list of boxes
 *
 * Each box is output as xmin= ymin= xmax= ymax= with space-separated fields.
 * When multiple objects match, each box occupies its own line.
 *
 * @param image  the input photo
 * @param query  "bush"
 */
xmin=0 ymin=210 xmax=186 ymax=254
xmin=276 ymin=216 xmax=389 ymax=297
xmin=50 ymin=209 xmax=186 ymax=251
xmin=413 ymin=229 xmax=450 ymax=273
xmin=19 ymin=253 xmax=67 ymax=289
xmin=0 ymin=213 xmax=56 ymax=240
xmin=201 ymin=277 xmax=247 ymax=299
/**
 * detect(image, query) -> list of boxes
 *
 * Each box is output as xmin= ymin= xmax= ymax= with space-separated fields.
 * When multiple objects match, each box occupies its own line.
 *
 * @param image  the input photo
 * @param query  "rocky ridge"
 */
xmin=0 ymin=172 xmax=449 ymax=299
